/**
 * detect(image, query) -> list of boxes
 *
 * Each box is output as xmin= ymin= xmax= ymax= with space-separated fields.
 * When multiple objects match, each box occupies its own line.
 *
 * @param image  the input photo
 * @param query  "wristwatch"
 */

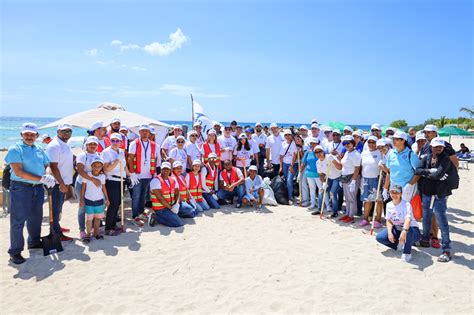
xmin=403 ymin=228 xmax=409 ymax=232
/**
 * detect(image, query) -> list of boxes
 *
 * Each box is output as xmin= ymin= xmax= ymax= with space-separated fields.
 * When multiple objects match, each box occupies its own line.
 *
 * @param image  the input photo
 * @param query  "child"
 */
xmin=80 ymin=156 xmax=109 ymax=243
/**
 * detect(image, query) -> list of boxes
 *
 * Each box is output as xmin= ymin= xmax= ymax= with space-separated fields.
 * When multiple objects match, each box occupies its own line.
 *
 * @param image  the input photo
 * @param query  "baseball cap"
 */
xmin=85 ymin=136 xmax=99 ymax=145
xmin=430 ymin=137 xmax=445 ymax=147
xmin=194 ymin=121 xmax=202 ymax=127
xmin=311 ymin=119 xmax=318 ymax=124
xmin=353 ymin=129 xmax=363 ymax=137
xmin=389 ymin=185 xmax=403 ymax=193
xmin=376 ymin=139 xmax=388 ymax=147
xmin=139 ymin=124 xmax=151 ymax=131
xmin=308 ymin=137 xmax=319 ymax=144
xmin=367 ymin=135 xmax=378 ymax=142
xmin=173 ymin=124 xmax=182 ymax=130
xmin=311 ymin=123 xmax=320 ymax=129
xmin=314 ymin=145 xmax=325 ymax=152
xmin=424 ymin=124 xmax=438 ymax=132
xmin=239 ymin=134 xmax=247 ymax=139
xmin=161 ymin=162 xmax=171 ymax=169
xmin=40 ymin=133 xmax=51 ymax=141
xmin=321 ymin=125 xmax=332 ymax=132
xmin=386 ymin=127 xmax=397 ymax=133
xmin=21 ymin=122 xmax=39 ymax=134
xmin=207 ymin=129 xmax=217 ymax=135
xmin=176 ymin=135 xmax=186 ymax=141
xmin=393 ymin=131 xmax=408 ymax=141
xmin=299 ymin=125 xmax=308 ymax=130
xmin=172 ymin=161 xmax=183 ymax=168
xmin=343 ymin=126 xmax=353 ymax=132
xmin=248 ymin=165 xmax=258 ymax=172
xmin=149 ymin=127 xmax=157 ymax=135
xmin=110 ymin=117 xmax=121 ymax=124
xmin=110 ymin=133 xmax=122 ymax=141
xmin=283 ymin=129 xmax=292 ymax=135
xmin=255 ymin=122 xmax=262 ymax=127
xmin=270 ymin=123 xmax=278 ymax=128
xmin=245 ymin=128 xmax=253 ymax=133
xmin=342 ymin=135 xmax=354 ymax=142
xmin=119 ymin=125 xmax=128 ymax=131
xmin=91 ymin=156 xmax=104 ymax=165
xmin=332 ymin=129 xmax=341 ymax=135
xmin=208 ymin=153 xmax=218 ymax=159
xmin=192 ymin=159 xmax=202 ymax=166
xmin=371 ymin=123 xmax=382 ymax=131
xmin=415 ymin=133 xmax=426 ymax=141
xmin=57 ymin=123 xmax=73 ymax=131
xmin=90 ymin=120 xmax=107 ymax=131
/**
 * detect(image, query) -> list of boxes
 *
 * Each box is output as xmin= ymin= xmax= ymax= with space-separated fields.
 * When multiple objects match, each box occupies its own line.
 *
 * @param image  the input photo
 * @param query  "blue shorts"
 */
xmin=243 ymin=191 xmax=260 ymax=201
xmin=361 ymin=177 xmax=380 ymax=202
xmin=85 ymin=199 xmax=105 ymax=218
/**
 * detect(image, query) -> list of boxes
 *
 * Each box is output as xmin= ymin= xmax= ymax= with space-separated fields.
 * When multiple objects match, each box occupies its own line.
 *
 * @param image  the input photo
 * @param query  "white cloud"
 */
xmin=85 ymin=48 xmax=100 ymax=57
xmin=111 ymin=40 xmax=122 ymax=46
xmin=143 ymin=28 xmax=188 ymax=56
xmin=159 ymin=84 xmax=229 ymax=98
xmin=120 ymin=43 xmax=141 ymax=52
xmin=130 ymin=66 xmax=147 ymax=72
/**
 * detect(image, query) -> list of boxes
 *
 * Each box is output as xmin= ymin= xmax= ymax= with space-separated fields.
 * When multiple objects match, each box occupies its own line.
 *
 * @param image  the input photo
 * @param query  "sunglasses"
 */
xmin=333 ymin=133 xmax=341 ymax=136
xmin=177 ymin=141 xmax=185 ymax=144
xmin=190 ymin=135 xmax=197 ymax=137
xmin=111 ymin=139 xmax=121 ymax=143
xmin=371 ymin=129 xmax=380 ymax=132
xmin=315 ymin=150 xmax=323 ymax=154
xmin=60 ymin=129 xmax=72 ymax=134
xmin=368 ymin=141 xmax=376 ymax=144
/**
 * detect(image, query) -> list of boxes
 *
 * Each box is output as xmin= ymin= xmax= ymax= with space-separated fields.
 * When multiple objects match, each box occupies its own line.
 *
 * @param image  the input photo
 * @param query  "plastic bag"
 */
xmin=270 ymin=175 xmax=289 ymax=205
xmin=411 ymin=193 xmax=423 ymax=221
xmin=262 ymin=177 xmax=278 ymax=206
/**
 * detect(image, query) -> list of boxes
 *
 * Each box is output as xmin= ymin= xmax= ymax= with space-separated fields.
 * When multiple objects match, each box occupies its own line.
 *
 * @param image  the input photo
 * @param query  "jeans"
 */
xmin=178 ymin=201 xmax=197 ymax=218
xmin=306 ymin=177 xmax=321 ymax=208
xmin=154 ymin=209 xmax=184 ymax=227
xmin=195 ymin=200 xmax=210 ymax=212
xmin=105 ymin=180 xmax=121 ymax=231
xmin=131 ymin=178 xmax=151 ymax=218
xmin=51 ymin=184 xmax=65 ymax=234
xmin=327 ymin=177 xmax=341 ymax=212
xmin=203 ymin=192 xmax=221 ymax=209
xmin=258 ymin=147 xmax=266 ymax=174
xmin=75 ymin=181 xmax=86 ymax=232
xmin=282 ymin=163 xmax=297 ymax=200
xmin=422 ymin=194 xmax=451 ymax=251
xmin=300 ymin=171 xmax=310 ymax=204
xmin=217 ymin=185 xmax=245 ymax=204
xmin=376 ymin=225 xmax=421 ymax=254
xmin=8 ymin=182 xmax=44 ymax=255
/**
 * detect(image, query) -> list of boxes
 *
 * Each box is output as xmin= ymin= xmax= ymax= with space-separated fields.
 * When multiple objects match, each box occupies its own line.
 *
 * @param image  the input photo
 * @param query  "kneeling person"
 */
xmin=243 ymin=165 xmax=264 ymax=209
xmin=186 ymin=160 xmax=211 ymax=212
xmin=172 ymin=161 xmax=198 ymax=218
xmin=217 ymin=159 xmax=245 ymax=208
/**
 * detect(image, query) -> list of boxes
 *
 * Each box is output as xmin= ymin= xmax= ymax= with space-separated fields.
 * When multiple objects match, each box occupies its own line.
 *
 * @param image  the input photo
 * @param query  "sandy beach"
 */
xmin=0 ymin=168 xmax=472 ymax=314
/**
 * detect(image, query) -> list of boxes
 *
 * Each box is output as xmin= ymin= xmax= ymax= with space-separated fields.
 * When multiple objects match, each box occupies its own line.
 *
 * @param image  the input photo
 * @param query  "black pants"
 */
xmin=105 ymin=180 xmax=121 ymax=231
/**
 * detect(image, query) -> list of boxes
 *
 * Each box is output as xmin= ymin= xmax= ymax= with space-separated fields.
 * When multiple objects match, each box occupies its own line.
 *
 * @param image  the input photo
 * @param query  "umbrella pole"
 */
xmin=191 ymin=94 xmax=195 ymax=129
xmin=119 ymin=156 xmax=125 ymax=233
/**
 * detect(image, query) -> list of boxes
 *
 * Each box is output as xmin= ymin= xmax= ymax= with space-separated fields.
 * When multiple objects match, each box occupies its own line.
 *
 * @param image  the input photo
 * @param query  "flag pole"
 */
xmin=191 ymin=94 xmax=195 ymax=129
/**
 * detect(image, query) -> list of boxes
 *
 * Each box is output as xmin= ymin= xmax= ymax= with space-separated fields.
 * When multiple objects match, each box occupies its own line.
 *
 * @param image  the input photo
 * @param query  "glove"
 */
xmin=296 ymin=173 xmax=301 ymax=183
xmin=40 ymin=175 xmax=56 ymax=188
xmin=382 ymin=188 xmax=389 ymax=201
xmin=339 ymin=181 xmax=343 ymax=188
xmin=402 ymin=183 xmax=416 ymax=201
xmin=171 ymin=203 xmax=180 ymax=214
xmin=190 ymin=198 xmax=198 ymax=208
xmin=349 ymin=180 xmax=356 ymax=193
xmin=327 ymin=155 xmax=334 ymax=162
xmin=212 ymin=194 xmax=219 ymax=201
xmin=378 ymin=160 xmax=385 ymax=167
xmin=129 ymin=173 xmax=140 ymax=188
xmin=322 ymin=182 xmax=328 ymax=190
xmin=118 ymin=149 xmax=126 ymax=161
xmin=429 ymin=168 xmax=437 ymax=174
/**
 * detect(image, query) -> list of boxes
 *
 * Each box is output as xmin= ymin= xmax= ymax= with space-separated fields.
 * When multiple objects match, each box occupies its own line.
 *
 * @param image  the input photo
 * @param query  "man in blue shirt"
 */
xmin=5 ymin=123 xmax=56 ymax=264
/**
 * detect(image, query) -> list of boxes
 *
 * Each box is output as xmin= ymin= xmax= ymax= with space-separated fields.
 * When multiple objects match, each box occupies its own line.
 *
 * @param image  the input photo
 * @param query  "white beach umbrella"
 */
xmin=40 ymin=102 xmax=172 ymax=144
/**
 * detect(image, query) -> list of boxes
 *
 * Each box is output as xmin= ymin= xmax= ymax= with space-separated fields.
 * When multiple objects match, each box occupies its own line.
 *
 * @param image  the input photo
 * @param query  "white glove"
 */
xmin=322 ymin=182 xmax=328 ymax=190
xmin=171 ymin=203 xmax=180 ymax=214
xmin=339 ymin=181 xmax=343 ymax=188
xmin=378 ymin=160 xmax=385 ymax=167
xmin=402 ymin=183 xmax=416 ymax=201
xmin=349 ymin=180 xmax=356 ymax=193
xmin=296 ymin=173 xmax=301 ymax=183
xmin=429 ymin=168 xmax=437 ymax=174
xmin=129 ymin=173 xmax=140 ymax=187
xmin=382 ymin=188 xmax=389 ymax=201
xmin=118 ymin=149 xmax=126 ymax=161
xmin=327 ymin=155 xmax=334 ymax=162
xmin=40 ymin=175 xmax=56 ymax=188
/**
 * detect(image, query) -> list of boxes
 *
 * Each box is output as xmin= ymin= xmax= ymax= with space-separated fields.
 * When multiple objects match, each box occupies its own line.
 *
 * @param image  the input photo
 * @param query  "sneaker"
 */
xmin=60 ymin=235 xmax=74 ymax=242
xmin=82 ymin=236 xmax=91 ymax=244
xmin=236 ymin=203 xmax=242 ymax=209
xmin=331 ymin=212 xmax=339 ymax=218
xmin=138 ymin=213 xmax=148 ymax=221
xmin=79 ymin=231 xmax=87 ymax=240
xmin=437 ymin=251 xmax=451 ymax=263
xmin=431 ymin=237 xmax=441 ymax=249
xmin=338 ymin=215 xmax=349 ymax=221
xmin=401 ymin=253 xmax=412 ymax=262
xmin=148 ymin=213 xmax=156 ymax=227
xmin=27 ymin=241 xmax=43 ymax=249
xmin=60 ymin=227 xmax=71 ymax=233
xmin=308 ymin=205 xmax=317 ymax=210
xmin=256 ymin=204 xmax=262 ymax=210
xmin=288 ymin=200 xmax=294 ymax=206
xmin=132 ymin=217 xmax=144 ymax=227
xmin=95 ymin=234 xmax=104 ymax=240
xmin=311 ymin=210 xmax=321 ymax=215
xmin=9 ymin=253 xmax=26 ymax=265
xmin=359 ymin=219 xmax=370 ymax=227
xmin=301 ymin=201 xmax=310 ymax=207
xmin=419 ymin=239 xmax=430 ymax=247
xmin=343 ymin=216 xmax=354 ymax=223
xmin=373 ymin=221 xmax=383 ymax=229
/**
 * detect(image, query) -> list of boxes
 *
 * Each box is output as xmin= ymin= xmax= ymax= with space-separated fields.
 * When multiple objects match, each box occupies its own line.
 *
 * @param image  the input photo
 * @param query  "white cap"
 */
xmin=40 ymin=133 xmax=51 ymax=141
xmin=207 ymin=129 xmax=216 ymax=135
xmin=149 ymin=127 xmax=157 ymax=135
xmin=342 ymin=135 xmax=354 ymax=142
xmin=119 ymin=125 xmax=128 ymax=131
xmin=176 ymin=135 xmax=186 ymax=141
xmin=311 ymin=123 xmax=320 ymax=129
xmin=208 ymin=153 xmax=218 ymax=159
xmin=192 ymin=159 xmax=202 ymax=166
xmin=367 ymin=135 xmax=378 ymax=142
xmin=139 ymin=124 xmax=151 ymax=131
xmin=194 ymin=121 xmax=202 ymax=127
xmin=172 ymin=161 xmax=183 ymax=168
xmin=90 ymin=120 xmax=107 ymax=131
xmin=255 ymin=122 xmax=262 ymax=127
xmin=314 ymin=145 xmax=324 ymax=152
xmin=283 ymin=129 xmax=292 ymax=135
xmin=424 ymin=124 xmax=438 ymax=132
xmin=238 ymin=134 xmax=247 ymax=139
xmin=430 ymin=137 xmax=445 ymax=147
xmin=270 ymin=123 xmax=278 ymax=128
xmin=308 ymin=137 xmax=319 ymax=144
xmin=174 ymin=124 xmax=183 ymax=130
xmin=416 ymin=133 xmax=426 ymax=141
xmin=21 ymin=122 xmax=39 ymax=134
xmin=85 ymin=136 xmax=99 ymax=145
xmin=311 ymin=119 xmax=318 ymax=124
xmin=299 ymin=125 xmax=308 ymax=130
xmin=110 ymin=117 xmax=121 ymax=124
xmin=376 ymin=139 xmax=388 ymax=146
xmin=321 ymin=125 xmax=332 ymax=132
xmin=332 ymin=129 xmax=341 ymax=135
xmin=248 ymin=165 xmax=258 ymax=172
xmin=353 ymin=129 xmax=363 ymax=137
xmin=161 ymin=162 xmax=171 ymax=169
xmin=57 ymin=123 xmax=73 ymax=131
xmin=343 ymin=125 xmax=353 ymax=132
xmin=371 ymin=123 xmax=382 ymax=131
xmin=188 ymin=130 xmax=198 ymax=137
xmin=393 ymin=131 xmax=408 ymax=141
xmin=110 ymin=133 xmax=122 ymax=141
xmin=386 ymin=127 xmax=396 ymax=132
xmin=91 ymin=156 xmax=104 ymax=165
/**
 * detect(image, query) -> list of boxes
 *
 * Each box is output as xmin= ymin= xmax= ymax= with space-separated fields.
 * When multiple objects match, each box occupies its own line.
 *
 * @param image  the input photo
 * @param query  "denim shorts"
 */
xmin=361 ymin=177 xmax=380 ymax=202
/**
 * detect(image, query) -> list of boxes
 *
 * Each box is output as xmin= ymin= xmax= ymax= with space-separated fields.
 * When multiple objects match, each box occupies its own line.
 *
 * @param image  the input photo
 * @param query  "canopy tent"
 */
xmin=438 ymin=126 xmax=473 ymax=143
xmin=40 ymin=103 xmax=172 ymax=145
xmin=322 ymin=121 xmax=346 ymax=131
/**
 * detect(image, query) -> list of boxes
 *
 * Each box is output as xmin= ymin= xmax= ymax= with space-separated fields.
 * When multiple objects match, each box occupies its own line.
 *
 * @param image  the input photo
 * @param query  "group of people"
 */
xmin=4 ymin=117 xmax=460 ymax=265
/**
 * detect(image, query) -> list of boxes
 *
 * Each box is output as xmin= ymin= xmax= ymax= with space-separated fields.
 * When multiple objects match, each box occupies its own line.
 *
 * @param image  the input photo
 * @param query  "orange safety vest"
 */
xmin=151 ymin=175 xmax=176 ymax=211
xmin=188 ymin=173 xmax=204 ymax=202
xmin=133 ymin=139 xmax=157 ymax=175
xmin=203 ymin=142 xmax=221 ymax=166
xmin=173 ymin=173 xmax=189 ymax=202
xmin=108 ymin=130 xmax=128 ymax=150
xmin=221 ymin=167 xmax=240 ymax=186
xmin=97 ymin=137 xmax=111 ymax=153
xmin=204 ymin=163 xmax=218 ymax=190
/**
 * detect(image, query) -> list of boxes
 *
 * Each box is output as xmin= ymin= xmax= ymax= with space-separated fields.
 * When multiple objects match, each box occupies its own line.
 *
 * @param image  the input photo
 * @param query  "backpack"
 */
xmin=2 ymin=164 xmax=11 ymax=190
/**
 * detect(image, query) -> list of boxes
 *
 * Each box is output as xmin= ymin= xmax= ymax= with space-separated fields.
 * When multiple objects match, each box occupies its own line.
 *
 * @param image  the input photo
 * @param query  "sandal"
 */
xmin=418 ymin=239 xmax=430 ymax=248
xmin=431 ymin=237 xmax=441 ymax=249
xmin=437 ymin=251 xmax=451 ymax=262
xmin=82 ymin=236 xmax=91 ymax=244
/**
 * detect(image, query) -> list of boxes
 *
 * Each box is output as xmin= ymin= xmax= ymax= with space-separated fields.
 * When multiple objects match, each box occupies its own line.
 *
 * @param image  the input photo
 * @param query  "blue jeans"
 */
xmin=217 ymin=185 xmax=245 ymax=204
xmin=376 ymin=226 xmax=421 ymax=254
xmin=282 ymin=163 xmax=298 ymax=200
xmin=131 ymin=178 xmax=151 ymax=218
xmin=179 ymin=201 xmax=197 ymax=218
xmin=203 ymin=192 xmax=220 ymax=209
xmin=75 ymin=181 xmax=86 ymax=232
xmin=51 ymin=184 xmax=65 ymax=234
xmin=327 ymin=177 xmax=341 ymax=212
xmin=196 ymin=200 xmax=210 ymax=212
xmin=422 ymin=195 xmax=451 ymax=251
xmin=8 ymin=182 xmax=44 ymax=255
xmin=154 ymin=209 xmax=184 ymax=227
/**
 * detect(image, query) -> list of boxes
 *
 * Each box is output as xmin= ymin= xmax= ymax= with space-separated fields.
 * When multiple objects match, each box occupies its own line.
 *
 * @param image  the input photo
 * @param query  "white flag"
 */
xmin=193 ymin=100 xmax=214 ymax=140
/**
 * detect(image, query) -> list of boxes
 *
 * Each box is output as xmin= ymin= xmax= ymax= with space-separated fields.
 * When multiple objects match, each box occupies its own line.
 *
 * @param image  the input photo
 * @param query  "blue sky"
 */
xmin=1 ymin=0 xmax=472 ymax=125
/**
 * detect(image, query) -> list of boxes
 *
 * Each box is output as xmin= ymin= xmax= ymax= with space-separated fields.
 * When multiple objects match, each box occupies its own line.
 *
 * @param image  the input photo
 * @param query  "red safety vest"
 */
xmin=151 ymin=175 xmax=176 ymax=211
xmin=205 ymin=163 xmax=218 ymax=190
xmin=173 ymin=173 xmax=189 ymax=202
xmin=221 ymin=167 xmax=240 ymax=185
xmin=133 ymin=139 xmax=157 ymax=175
xmin=97 ymin=137 xmax=111 ymax=153
xmin=203 ymin=142 xmax=221 ymax=166
xmin=188 ymin=173 xmax=204 ymax=202
xmin=108 ymin=130 xmax=128 ymax=150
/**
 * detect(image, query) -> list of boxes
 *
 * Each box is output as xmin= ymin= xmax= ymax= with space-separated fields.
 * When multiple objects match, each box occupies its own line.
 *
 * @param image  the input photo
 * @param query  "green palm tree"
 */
xmin=436 ymin=116 xmax=447 ymax=128
xmin=459 ymin=106 xmax=474 ymax=118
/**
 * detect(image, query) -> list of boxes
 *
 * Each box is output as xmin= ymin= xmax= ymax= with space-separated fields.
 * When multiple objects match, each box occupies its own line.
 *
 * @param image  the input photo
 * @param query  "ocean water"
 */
xmin=0 ymin=116 xmax=371 ymax=149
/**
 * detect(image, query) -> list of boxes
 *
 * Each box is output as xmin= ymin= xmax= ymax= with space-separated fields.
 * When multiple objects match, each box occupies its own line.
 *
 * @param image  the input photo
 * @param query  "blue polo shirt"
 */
xmin=385 ymin=147 xmax=419 ymax=187
xmin=302 ymin=151 xmax=319 ymax=178
xmin=5 ymin=141 xmax=50 ymax=184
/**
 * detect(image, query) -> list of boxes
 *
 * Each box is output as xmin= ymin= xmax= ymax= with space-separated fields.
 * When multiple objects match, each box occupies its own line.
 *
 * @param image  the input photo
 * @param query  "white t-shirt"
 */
xmin=161 ymin=135 xmax=178 ymax=154
xmin=84 ymin=173 xmax=106 ymax=201
xmin=328 ymin=141 xmax=344 ymax=154
xmin=169 ymin=147 xmax=188 ymax=170
xmin=252 ymin=133 xmax=267 ymax=147
xmin=185 ymin=173 xmax=202 ymax=188
xmin=279 ymin=141 xmax=297 ymax=164
xmin=361 ymin=149 xmax=382 ymax=178
xmin=386 ymin=200 xmax=419 ymax=228
xmin=248 ymin=138 xmax=259 ymax=155
xmin=265 ymin=133 xmax=284 ymax=164
xmin=76 ymin=151 xmax=101 ymax=184
xmin=128 ymin=140 xmax=161 ymax=179
xmin=150 ymin=176 xmax=173 ymax=191
xmin=186 ymin=142 xmax=202 ymax=163
xmin=233 ymin=146 xmax=254 ymax=167
xmin=341 ymin=149 xmax=362 ymax=176
xmin=102 ymin=147 xmax=127 ymax=181
xmin=219 ymin=168 xmax=244 ymax=182
xmin=218 ymin=135 xmax=237 ymax=162
xmin=317 ymin=157 xmax=342 ymax=179
xmin=45 ymin=137 xmax=74 ymax=185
